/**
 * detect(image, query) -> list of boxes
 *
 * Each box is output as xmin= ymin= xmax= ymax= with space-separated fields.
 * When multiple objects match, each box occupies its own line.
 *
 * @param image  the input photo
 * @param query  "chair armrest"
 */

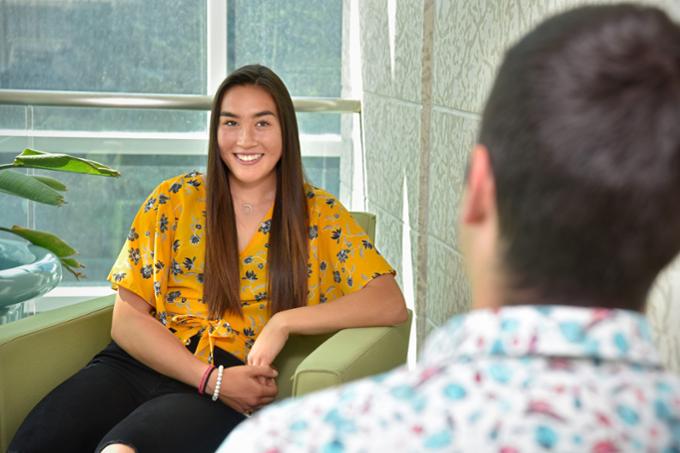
xmin=0 ymin=295 xmax=115 ymax=451
xmin=291 ymin=311 xmax=412 ymax=397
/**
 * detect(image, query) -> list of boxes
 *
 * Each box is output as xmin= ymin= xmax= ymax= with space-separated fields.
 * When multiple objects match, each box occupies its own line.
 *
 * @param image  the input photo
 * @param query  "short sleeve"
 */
xmin=316 ymin=195 xmax=395 ymax=299
xmin=107 ymin=182 xmax=173 ymax=307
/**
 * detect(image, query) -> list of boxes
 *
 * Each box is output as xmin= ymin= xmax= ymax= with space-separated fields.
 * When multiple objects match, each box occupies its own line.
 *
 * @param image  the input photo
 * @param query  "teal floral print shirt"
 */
xmin=220 ymin=305 xmax=680 ymax=452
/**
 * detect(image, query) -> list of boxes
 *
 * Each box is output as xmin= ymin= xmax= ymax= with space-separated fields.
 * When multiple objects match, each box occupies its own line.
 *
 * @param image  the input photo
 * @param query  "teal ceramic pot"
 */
xmin=0 ymin=238 xmax=62 ymax=309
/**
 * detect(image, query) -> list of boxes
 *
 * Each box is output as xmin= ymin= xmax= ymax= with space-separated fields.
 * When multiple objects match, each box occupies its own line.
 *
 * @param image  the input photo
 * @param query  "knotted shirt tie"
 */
xmin=169 ymin=314 xmax=237 ymax=364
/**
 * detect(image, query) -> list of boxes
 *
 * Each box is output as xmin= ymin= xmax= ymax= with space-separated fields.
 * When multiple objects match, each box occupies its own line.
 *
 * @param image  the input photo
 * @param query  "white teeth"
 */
xmin=236 ymin=154 xmax=263 ymax=162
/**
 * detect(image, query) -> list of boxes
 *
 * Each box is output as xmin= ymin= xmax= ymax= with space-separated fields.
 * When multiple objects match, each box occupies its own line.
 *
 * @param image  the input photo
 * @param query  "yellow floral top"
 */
xmin=107 ymin=171 xmax=395 ymax=364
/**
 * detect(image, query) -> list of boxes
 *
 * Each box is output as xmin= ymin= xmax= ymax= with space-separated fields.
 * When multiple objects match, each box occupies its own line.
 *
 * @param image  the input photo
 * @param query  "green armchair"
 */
xmin=0 ymin=212 xmax=411 ymax=451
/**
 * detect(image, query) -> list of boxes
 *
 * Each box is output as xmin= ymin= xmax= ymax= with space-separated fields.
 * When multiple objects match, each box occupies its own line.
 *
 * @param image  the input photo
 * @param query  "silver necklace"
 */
xmin=241 ymin=202 xmax=254 ymax=215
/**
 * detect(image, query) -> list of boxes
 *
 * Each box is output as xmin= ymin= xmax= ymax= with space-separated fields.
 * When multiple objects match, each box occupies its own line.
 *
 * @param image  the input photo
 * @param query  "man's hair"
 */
xmin=478 ymin=4 xmax=680 ymax=310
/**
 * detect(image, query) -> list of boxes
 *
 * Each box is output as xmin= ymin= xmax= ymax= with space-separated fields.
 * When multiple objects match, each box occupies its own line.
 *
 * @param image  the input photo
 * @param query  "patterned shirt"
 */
xmin=221 ymin=305 xmax=680 ymax=452
xmin=107 ymin=171 xmax=394 ymax=363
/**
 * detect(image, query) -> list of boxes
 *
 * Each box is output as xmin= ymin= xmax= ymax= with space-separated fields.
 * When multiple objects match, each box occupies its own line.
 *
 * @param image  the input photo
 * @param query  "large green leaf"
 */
xmin=59 ymin=257 xmax=85 ymax=280
xmin=0 ymin=170 xmax=65 ymax=205
xmin=13 ymin=148 xmax=121 ymax=177
xmin=0 ymin=226 xmax=77 ymax=257
xmin=33 ymin=175 xmax=68 ymax=192
xmin=0 ymin=226 xmax=85 ymax=279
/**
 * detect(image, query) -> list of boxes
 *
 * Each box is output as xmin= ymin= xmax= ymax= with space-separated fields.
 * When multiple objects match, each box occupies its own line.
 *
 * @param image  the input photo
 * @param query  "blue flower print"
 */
xmin=331 ymin=228 xmax=342 ymax=242
xmin=244 ymin=256 xmax=253 ymax=264
xmin=616 ymin=405 xmax=640 ymax=425
xmin=144 ymin=197 xmax=156 ymax=212
xmin=361 ymin=239 xmax=373 ymax=249
xmin=190 ymin=234 xmax=200 ymax=245
xmin=259 ymin=220 xmax=271 ymax=234
xmin=166 ymin=290 xmax=181 ymax=302
xmin=158 ymin=194 xmax=170 ymax=204
xmin=242 ymin=327 xmax=255 ymax=336
xmin=169 ymin=182 xmax=182 ymax=193
xmin=535 ymin=425 xmax=558 ymax=449
xmin=113 ymin=272 xmax=126 ymax=282
xmin=613 ymin=332 xmax=630 ymax=355
xmin=187 ymin=178 xmax=201 ymax=189
xmin=159 ymin=214 xmax=169 ymax=232
xmin=559 ymin=321 xmax=585 ymax=342
xmin=128 ymin=248 xmax=141 ymax=265
xmin=424 ymin=431 xmax=453 ymax=449
xmin=320 ymin=261 xmax=327 ymax=271
xmin=127 ymin=228 xmax=139 ymax=242
xmin=183 ymin=257 xmax=195 ymax=271
xmin=443 ymin=384 xmax=467 ymax=400
xmin=309 ymin=225 xmax=318 ymax=239
xmin=333 ymin=271 xmax=341 ymax=283
xmin=172 ymin=239 xmax=180 ymax=252
xmin=337 ymin=249 xmax=350 ymax=263
xmin=243 ymin=270 xmax=257 ymax=281
xmin=171 ymin=260 xmax=183 ymax=276
xmin=140 ymin=265 xmax=153 ymax=279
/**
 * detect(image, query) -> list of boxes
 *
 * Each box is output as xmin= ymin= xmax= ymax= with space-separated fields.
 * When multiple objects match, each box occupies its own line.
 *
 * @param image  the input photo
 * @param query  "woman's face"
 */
xmin=217 ymin=84 xmax=283 ymax=189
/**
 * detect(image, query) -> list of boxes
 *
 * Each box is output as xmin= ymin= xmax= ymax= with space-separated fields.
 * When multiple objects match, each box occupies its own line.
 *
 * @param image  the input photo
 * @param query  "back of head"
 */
xmin=478 ymin=4 xmax=680 ymax=310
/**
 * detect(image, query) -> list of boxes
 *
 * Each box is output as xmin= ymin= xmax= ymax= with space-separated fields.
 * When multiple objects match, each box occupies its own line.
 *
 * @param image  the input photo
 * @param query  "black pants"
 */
xmin=8 ymin=339 xmax=246 ymax=453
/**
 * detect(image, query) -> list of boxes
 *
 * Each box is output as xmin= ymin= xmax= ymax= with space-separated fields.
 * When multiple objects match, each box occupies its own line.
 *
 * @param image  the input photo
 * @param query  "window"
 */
xmin=0 ymin=0 xmax=351 ymax=286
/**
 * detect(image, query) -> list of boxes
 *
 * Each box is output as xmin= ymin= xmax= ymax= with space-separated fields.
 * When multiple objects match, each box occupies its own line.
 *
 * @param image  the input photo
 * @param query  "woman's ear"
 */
xmin=461 ymin=144 xmax=497 ymax=226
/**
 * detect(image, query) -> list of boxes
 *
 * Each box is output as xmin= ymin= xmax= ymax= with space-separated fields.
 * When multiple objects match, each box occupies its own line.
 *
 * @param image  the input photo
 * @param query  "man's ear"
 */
xmin=461 ymin=144 xmax=496 ymax=225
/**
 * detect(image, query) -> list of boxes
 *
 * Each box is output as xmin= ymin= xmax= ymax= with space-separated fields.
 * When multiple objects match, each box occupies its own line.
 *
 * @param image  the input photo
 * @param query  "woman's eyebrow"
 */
xmin=219 ymin=110 xmax=276 ymax=118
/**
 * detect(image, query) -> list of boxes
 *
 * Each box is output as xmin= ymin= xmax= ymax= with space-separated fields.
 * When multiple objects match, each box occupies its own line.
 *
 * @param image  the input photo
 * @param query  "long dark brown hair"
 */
xmin=204 ymin=64 xmax=309 ymax=319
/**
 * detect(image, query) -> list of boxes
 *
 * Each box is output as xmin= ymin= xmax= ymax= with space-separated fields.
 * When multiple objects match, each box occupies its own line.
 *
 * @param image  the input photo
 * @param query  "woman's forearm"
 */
xmin=274 ymin=274 xmax=408 ymax=336
xmin=111 ymin=287 xmax=207 ymax=389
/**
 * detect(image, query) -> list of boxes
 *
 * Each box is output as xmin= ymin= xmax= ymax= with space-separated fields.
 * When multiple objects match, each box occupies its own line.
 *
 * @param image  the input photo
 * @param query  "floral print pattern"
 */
xmin=107 ymin=172 xmax=394 ymax=363
xmin=221 ymin=306 xmax=680 ymax=452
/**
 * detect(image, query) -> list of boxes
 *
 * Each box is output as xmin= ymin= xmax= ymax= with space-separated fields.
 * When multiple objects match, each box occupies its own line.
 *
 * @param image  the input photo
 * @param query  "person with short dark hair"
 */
xmin=220 ymin=4 xmax=680 ymax=451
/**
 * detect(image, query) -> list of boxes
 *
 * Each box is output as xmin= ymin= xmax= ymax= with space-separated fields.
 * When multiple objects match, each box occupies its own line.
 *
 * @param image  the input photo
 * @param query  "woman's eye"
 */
xmin=223 ymin=120 xmax=237 ymax=127
xmin=256 ymin=120 xmax=271 ymax=127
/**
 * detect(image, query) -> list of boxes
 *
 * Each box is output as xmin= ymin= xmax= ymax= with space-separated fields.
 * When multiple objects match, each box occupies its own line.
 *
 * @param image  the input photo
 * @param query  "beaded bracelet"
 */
xmin=198 ymin=364 xmax=215 ymax=396
xmin=212 ymin=365 xmax=224 ymax=402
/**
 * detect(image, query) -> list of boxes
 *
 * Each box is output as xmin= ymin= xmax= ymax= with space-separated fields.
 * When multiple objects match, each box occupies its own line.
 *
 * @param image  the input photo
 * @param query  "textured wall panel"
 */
xmin=425 ymin=235 xmax=471 ymax=329
xmin=647 ymin=257 xmax=680 ymax=374
xmin=427 ymin=109 xmax=478 ymax=249
xmin=359 ymin=0 xmax=424 ymax=103
xmin=363 ymin=93 xmax=421 ymax=226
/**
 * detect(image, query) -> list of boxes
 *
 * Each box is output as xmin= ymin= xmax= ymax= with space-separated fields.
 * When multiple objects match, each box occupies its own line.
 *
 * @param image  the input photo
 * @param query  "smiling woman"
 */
xmin=9 ymin=65 xmax=408 ymax=453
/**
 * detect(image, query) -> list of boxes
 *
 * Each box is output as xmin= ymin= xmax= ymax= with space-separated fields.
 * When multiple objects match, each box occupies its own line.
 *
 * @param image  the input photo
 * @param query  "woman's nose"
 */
xmin=237 ymin=127 xmax=256 ymax=148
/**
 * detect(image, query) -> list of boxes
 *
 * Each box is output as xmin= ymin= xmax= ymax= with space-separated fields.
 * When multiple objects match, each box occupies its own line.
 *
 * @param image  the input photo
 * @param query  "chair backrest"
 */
xmin=349 ymin=211 xmax=376 ymax=242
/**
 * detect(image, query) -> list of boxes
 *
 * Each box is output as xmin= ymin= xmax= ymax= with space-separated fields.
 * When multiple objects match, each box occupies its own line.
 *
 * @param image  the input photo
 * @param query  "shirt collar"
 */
xmin=422 ymin=305 xmax=661 ymax=368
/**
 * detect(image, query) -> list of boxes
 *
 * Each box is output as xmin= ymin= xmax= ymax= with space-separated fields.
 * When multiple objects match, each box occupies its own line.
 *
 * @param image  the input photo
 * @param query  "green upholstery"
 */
xmin=0 ymin=211 xmax=411 ymax=451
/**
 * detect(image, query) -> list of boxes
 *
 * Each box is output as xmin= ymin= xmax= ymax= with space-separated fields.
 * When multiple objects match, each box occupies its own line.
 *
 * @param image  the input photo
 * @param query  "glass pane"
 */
xmin=227 ymin=0 xmax=343 ymax=134
xmin=31 ymin=107 xmax=207 ymax=133
xmin=1 ymin=0 xmax=207 ymax=94
xmin=303 ymin=157 xmax=340 ymax=197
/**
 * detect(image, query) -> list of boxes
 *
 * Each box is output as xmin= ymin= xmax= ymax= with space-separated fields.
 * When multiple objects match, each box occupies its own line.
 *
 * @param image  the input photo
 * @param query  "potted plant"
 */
xmin=0 ymin=148 xmax=119 ymax=307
